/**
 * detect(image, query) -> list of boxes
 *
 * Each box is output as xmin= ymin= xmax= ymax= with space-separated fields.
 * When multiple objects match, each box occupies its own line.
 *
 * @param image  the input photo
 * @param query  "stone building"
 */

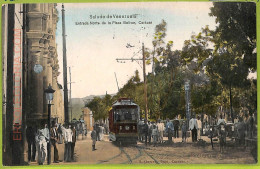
xmin=2 ymin=3 xmax=64 ymax=165
xmin=82 ymin=107 xmax=95 ymax=131
xmin=24 ymin=3 xmax=64 ymax=125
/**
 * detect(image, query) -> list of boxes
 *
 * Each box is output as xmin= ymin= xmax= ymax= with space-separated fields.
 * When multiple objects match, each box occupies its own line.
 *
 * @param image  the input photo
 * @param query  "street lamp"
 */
xmin=44 ymin=84 xmax=55 ymax=165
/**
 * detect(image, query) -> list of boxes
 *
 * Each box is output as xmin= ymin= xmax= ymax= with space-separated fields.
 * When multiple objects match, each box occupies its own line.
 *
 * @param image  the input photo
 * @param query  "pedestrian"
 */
xmin=165 ymin=118 xmax=174 ymax=143
xmin=71 ymin=124 xmax=77 ymax=161
xmin=57 ymin=123 xmax=63 ymax=144
xmin=143 ymin=120 xmax=149 ymax=145
xmin=237 ymin=117 xmax=246 ymax=147
xmin=138 ymin=120 xmax=144 ymax=142
xmin=157 ymin=119 xmax=164 ymax=143
xmin=91 ymin=127 xmax=97 ymax=151
xmin=95 ymin=123 xmax=100 ymax=141
xmin=247 ymin=112 xmax=254 ymax=138
xmin=189 ymin=115 xmax=198 ymax=142
xmin=50 ymin=121 xmax=60 ymax=163
xmin=99 ymin=125 xmax=104 ymax=141
xmin=148 ymin=121 xmax=152 ymax=143
xmin=152 ymin=124 xmax=158 ymax=147
xmin=84 ymin=124 xmax=88 ymax=136
xmin=64 ymin=124 xmax=73 ymax=162
xmin=104 ymin=123 xmax=109 ymax=135
xmin=26 ymin=124 xmax=37 ymax=163
xmin=173 ymin=118 xmax=179 ymax=138
xmin=181 ymin=121 xmax=187 ymax=142
xmin=217 ymin=114 xmax=226 ymax=125
xmin=35 ymin=121 xmax=49 ymax=165
xmin=197 ymin=116 xmax=202 ymax=140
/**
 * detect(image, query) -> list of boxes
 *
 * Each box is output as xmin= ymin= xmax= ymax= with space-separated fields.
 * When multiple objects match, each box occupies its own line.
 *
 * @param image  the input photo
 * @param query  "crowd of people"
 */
xmin=138 ymin=118 xmax=187 ymax=146
xmin=137 ymin=112 xmax=257 ymax=146
xmin=26 ymin=112 xmax=256 ymax=165
xmin=26 ymin=121 xmax=78 ymax=165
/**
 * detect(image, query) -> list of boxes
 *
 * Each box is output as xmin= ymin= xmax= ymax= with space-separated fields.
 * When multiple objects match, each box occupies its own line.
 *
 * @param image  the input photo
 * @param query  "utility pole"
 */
xmin=114 ymin=72 xmax=120 ymax=92
xmin=68 ymin=67 xmax=75 ymax=122
xmin=142 ymin=43 xmax=148 ymax=121
xmin=62 ymin=4 xmax=69 ymax=124
xmin=116 ymin=43 xmax=148 ymax=121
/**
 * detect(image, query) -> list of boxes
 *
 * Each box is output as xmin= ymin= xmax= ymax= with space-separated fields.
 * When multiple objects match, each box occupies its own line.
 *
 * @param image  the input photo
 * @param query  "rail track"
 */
xmin=97 ymin=144 xmax=160 ymax=164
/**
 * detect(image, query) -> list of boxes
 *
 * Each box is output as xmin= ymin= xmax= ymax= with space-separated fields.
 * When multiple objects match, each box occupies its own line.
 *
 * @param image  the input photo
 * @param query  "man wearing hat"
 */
xmin=50 ymin=121 xmax=59 ymax=163
xmin=35 ymin=121 xmax=49 ymax=165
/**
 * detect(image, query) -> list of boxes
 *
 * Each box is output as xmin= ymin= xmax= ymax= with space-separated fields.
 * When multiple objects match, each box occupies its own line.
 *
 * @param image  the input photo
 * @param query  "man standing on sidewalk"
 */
xmin=50 ymin=121 xmax=59 ymax=163
xmin=26 ymin=124 xmax=37 ymax=163
xmin=71 ymin=125 xmax=77 ymax=161
xmin=64 ymin=124 xmax=73 ymax=162
xmin=35 ymin=121 xmax=49 ymax=165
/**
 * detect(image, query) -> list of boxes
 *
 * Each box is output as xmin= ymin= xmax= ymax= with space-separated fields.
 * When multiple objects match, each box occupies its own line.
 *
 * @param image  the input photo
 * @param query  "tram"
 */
xmin=109 ymin=98 xmax=140 ymax=144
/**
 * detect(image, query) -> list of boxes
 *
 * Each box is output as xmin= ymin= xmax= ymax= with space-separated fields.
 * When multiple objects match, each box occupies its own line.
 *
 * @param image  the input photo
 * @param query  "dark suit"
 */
xmin=71 ymin=128 xmax=77 ymax=160
xmin=50 ymin=127 xmax=59 ymax=162
xmin=26 ymin=126 xmax=36 ymax=162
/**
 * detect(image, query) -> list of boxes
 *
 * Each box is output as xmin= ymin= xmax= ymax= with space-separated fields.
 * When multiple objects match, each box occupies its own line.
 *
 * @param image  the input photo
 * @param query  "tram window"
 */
xmin=114 ymin=108 xmax=138 ymax=122
xmin=125 ymin=111 xmax=131 ymax=120
xmin=115 ymin=112 xmax=120 ymax=121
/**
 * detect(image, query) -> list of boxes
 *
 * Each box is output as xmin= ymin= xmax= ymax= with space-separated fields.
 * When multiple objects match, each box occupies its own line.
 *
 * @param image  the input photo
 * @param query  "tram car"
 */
xmin=109 ymin=98 xmax=140 ymax=144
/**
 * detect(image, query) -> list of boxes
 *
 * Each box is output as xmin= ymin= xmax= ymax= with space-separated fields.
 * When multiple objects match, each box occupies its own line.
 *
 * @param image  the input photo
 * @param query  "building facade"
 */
xmin=82 ymin=107 xmax=95 ymax=131
xmin=2 ymin=4 xmax=64 ymax=165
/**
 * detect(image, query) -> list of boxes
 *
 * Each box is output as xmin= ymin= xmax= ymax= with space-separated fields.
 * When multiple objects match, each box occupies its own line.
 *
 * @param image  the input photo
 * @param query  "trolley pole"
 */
xmin=114 ymin=72 xmax=120 ymax=92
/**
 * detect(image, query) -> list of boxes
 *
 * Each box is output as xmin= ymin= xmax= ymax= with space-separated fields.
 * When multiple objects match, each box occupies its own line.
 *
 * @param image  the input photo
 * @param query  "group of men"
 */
xmin=138 ymin=116 xmax=204 ymax=145
xmin=138 ymin=119 xmax=165 ymax=146
xmin=26 ymin=121 xmax=77 ymax=165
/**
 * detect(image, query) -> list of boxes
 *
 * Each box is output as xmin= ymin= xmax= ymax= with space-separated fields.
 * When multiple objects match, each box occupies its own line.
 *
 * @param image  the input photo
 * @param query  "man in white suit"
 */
xmin=189 ymin=115 xmax=198 ymax=142
xmin=35 ymin=122 xmax=49 ymax=165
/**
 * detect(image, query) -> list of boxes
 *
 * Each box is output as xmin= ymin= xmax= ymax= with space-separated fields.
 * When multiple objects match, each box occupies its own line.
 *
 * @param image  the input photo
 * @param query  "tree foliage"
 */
xmin=85 ymin=4 xmax=256 ymax=121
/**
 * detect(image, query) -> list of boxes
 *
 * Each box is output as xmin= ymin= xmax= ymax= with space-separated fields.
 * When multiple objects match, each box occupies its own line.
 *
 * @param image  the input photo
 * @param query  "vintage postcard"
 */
xmin=1 ymin=1 xmax=258 ymax=167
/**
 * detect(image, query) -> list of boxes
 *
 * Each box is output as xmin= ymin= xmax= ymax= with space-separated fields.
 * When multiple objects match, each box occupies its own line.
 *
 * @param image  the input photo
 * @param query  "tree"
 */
xmin=85 ymin=94 xmax=114 ymax=121
xmin=86 ymin=97 xmax=106 ymax=120
xmin=209 ymin=2 xmax=256 ymax=71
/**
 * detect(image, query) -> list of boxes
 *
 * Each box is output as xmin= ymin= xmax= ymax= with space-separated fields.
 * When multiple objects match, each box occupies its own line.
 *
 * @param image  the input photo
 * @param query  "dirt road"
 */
xmin=51 ymin=134 xmax=256 ymax=165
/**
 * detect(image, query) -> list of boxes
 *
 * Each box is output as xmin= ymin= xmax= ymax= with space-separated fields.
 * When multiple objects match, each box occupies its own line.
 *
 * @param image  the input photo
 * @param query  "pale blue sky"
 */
xmin=56 ymin=2 xmax=217 ymax=98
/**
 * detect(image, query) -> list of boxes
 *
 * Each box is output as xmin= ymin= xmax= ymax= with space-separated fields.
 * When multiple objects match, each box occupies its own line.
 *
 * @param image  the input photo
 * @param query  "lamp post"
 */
xmin=44 ymin=84 xmax=55 ymax=165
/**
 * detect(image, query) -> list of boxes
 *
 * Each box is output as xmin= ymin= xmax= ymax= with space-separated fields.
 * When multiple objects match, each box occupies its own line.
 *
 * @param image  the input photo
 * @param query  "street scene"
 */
xmin=28 ymin=134 xmax=255 ymax=165
xmin=1 ymin=2 xmax=257 ymax=166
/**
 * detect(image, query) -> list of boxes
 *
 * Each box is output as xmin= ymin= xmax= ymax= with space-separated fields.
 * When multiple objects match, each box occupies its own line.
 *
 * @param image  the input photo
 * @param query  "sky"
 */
xmin=55 ymin=2 xmax=217 ymax=98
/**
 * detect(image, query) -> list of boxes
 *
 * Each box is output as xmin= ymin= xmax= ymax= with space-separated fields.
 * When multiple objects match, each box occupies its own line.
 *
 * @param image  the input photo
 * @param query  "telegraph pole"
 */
xmin=142 ymin=43 xmax=148 ymax=121
xmin=116 ymin=43 xmax=148 ymax=121
xmin=68 ymin=67 xmax=75 ymax=122
xmin=62 ymin=4 xmax=69 ymax=124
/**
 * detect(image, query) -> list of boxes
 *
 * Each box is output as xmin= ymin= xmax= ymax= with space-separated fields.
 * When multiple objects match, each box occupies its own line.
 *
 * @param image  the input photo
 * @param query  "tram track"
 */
xmin=97 ymin=143 xmax=160 ymax=164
